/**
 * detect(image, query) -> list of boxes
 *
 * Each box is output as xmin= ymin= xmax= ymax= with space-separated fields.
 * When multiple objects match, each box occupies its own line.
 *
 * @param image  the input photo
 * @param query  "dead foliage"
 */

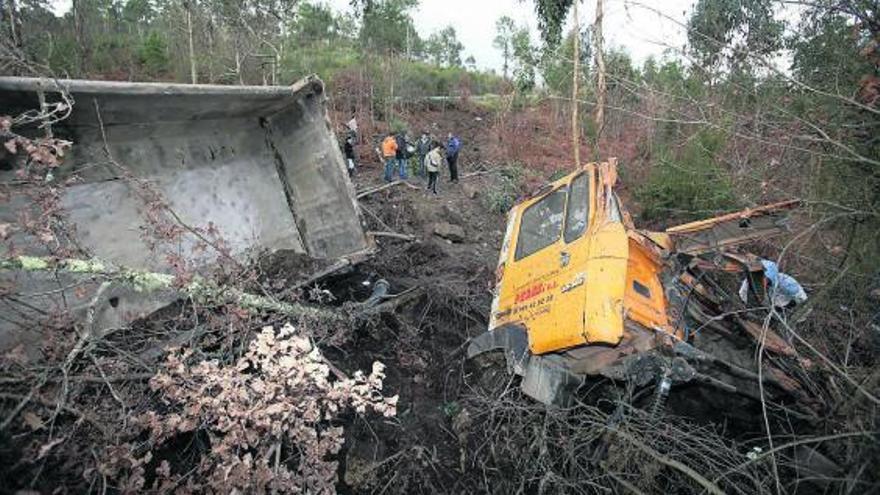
xmin=97 ymin=324 xmax=397 ymax=494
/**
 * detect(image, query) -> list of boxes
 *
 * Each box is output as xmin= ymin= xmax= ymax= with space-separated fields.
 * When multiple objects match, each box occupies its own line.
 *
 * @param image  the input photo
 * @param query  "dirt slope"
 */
xmin=332 ymin=144 xmax=511 ymax=491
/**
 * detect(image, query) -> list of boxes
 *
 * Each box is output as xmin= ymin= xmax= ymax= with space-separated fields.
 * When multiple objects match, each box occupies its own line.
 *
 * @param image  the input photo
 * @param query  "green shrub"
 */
xmin=482 ymin=165 xmax=527 ymax=214
xmin=389 ymin=117 xmax=409 ymax=133
xmin=637 ymin=129 xmax=737 ymax=222
xmin=280 ymin=42 xmax=360 ymax=86
xmin=548 ymin=169 xmax=568 ymax=182
xmin=138 ymin=32 xmax=169 ymax=77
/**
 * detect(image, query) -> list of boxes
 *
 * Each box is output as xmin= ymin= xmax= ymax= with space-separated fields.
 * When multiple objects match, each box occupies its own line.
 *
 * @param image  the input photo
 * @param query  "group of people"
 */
xmin=380 ymin=130 xmax=462 ymax=194
xmin=339 ymin=120 xmax=463 ymax=195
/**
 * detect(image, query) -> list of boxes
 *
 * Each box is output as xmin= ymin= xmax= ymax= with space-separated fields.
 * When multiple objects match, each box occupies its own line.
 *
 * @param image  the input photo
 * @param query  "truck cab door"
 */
xmin=493 ymin=171 xmax=595 ymax=355
xmin=582 ymin=182 xmax=629 ymax=345
xmin=529 ymin=171 xmax=593 ymax=353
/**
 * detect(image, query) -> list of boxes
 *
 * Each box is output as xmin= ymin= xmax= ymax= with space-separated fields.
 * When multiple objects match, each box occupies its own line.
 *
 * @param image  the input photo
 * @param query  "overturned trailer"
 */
xmin=0 ymin=76 xmax=368 ymax=350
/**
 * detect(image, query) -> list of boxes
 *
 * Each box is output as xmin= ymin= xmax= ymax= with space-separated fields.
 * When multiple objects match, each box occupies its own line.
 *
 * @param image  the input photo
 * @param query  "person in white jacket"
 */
xmin=425 ymin=142 xmax=444 ymax=195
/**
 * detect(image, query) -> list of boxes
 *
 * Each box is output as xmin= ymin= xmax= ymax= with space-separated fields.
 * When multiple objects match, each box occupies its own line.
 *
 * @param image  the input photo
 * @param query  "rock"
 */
xmin=432 ymin=222 xmax=465 ymax=243
xmin=462 ymin=183 xmax=479 ymax=199
xmin=441 ymin=204 xmax=465 ymax=225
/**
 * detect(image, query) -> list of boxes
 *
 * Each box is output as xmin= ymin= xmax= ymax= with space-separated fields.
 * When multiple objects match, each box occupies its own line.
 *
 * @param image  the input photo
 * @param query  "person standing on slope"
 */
xmin=395 ymin=131 xmax=409 ymax=181
xmin=416 ymin=131 xmax=431 ymax=178
xmin=446 ymin=132 xmax=462 ymax=183
xmin=342 ymin=133 xmax=356 ymax=177
xmin=381 ymin=132 xmax=398 ymax=182
xmin=425 ymin=141 xmax=444 ymax=195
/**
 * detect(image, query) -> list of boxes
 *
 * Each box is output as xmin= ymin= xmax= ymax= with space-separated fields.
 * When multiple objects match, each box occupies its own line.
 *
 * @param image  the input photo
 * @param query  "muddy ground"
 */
xmin=336 ymin=143 xmax=506 ymax=492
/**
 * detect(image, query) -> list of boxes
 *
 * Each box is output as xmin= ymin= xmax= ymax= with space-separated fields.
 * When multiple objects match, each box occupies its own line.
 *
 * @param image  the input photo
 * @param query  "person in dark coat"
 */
xmin=415 ymin=131 xmax=431 ymax=178
xmin=342 ymin=134 xmax=356 ymax=176
xmin=395 ymin=132 xmax=409 ymax=180
xmin=446 ymin=132 xmax=462 ymax=183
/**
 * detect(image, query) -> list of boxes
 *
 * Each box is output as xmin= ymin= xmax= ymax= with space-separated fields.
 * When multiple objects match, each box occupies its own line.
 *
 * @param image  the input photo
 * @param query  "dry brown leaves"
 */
xmin=100 ymin=323 xmax=397 ymax=494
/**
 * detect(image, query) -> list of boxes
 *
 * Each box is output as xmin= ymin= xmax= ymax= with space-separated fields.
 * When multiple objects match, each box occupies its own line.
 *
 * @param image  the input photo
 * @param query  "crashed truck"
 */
xmin=1 ymin=77 xmax=812 ymax=415
xmin=468 ymin=160 xmax=814 ymax=414
xmin=0 ymin=76 xmax=369 ymax=351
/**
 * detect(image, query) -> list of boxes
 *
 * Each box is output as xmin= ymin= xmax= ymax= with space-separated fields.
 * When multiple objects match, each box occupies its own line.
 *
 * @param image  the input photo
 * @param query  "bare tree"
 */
xmin=184 ymin=0 xmax=198 ymax=84
xmin=593 ymin=0 xmax=606 ymax=143
xmin=571 ymin=0 xmax=581 ymax=167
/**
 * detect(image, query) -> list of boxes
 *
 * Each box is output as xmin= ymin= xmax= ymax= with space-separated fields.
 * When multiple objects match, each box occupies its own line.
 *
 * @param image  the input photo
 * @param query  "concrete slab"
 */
xmin=0 ymin=76 xmax=369 ymax=351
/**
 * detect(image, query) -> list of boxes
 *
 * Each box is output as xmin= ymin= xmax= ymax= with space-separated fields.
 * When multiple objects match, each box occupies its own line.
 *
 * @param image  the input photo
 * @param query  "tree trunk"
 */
xmin=206 ymin=21 xmax=214 ymax=83
xmin=571 ymin=0 xmax=581 ymax=168
xmin=235 ymin=46 xmax=244 ymax=85
xmin=405 ymin=25 xmax=411 ymax=60
xmin=272 ymin=45 xmax=280 ymax=85
xmin=46 ymin=32 xmax=53 ymax=64
xmin=72 ymin=0 xmax=85 ymax=74
xmin=370 ymin=81 xmax=375 ymax=126
xmin=593 ymin=0 xmax=606 ymax=147
xmin=186 ymin=3 xmax=197 ymax=84
xmin=5 ymin=0 xmax=20 ymax=49
xmin=387 ymin=54 xmax=394 ymax=122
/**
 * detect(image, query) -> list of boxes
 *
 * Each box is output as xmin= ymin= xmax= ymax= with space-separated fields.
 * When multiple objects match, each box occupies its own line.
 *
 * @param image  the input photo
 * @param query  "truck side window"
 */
xmin=564 ymin=174 xmax=590 ymax=243
xmin=515 ymin=188 xmax=567 ymax=261
xmin=607 ymin=191 xmax=623 ymax=223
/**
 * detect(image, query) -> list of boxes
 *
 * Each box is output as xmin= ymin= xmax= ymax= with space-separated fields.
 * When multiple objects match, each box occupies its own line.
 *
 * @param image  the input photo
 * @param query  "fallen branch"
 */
xmin=610 ymin=428 xmax=725 ymax=495
xmin=0 ymin=392 xmax=111 ymax=437
xmin=0 ymin=373 xmax=154 ymax=385
xmin=604 ymin=467 xmax=646 ymax=495
xmin=460 ymin=170 xmax=498 ymax=179
xmin=272 ymin=258 xmax=353 ymax=304
xmin=0 ymin=374 xmax=45 ymax=431
xmin=714 ymin=431 xmax=873 ymax=482
xmin=358 ymin=286 xmax=424 ymax=316
xmin=359 ymin=203 xmax=395 ymax=232
xmin=775 ymin=314 xmax=880 ymax=406
xmin=369 ymin=230 xmax=417 ymax=242
xmin=0 ymin=256 xmax=345 ymax=324
xmin=276 ymin=249 xmax=374 ymax=301
xmin=356 ymin=180 xmax=421 ymax=198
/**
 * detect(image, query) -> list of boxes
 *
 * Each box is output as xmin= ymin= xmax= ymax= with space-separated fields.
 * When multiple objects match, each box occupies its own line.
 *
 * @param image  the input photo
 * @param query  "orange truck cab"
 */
xmin=468 ymin=159 xmax=801 ymax=405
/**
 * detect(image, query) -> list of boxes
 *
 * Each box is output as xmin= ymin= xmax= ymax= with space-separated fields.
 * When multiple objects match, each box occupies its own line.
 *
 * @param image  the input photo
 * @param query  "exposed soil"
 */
xmin=325 ymin=109 xmax=517 ymax=491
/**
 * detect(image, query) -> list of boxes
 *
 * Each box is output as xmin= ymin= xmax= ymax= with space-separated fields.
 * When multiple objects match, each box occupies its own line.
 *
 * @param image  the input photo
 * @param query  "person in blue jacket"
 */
xmin=445 ymin=132 xmax=462 ymax=183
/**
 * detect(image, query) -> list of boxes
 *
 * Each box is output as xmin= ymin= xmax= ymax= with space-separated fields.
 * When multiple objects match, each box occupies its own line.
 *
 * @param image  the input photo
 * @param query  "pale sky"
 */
xmin=52 ymin=0 xmax=696 ymax=72
xmin=324 ymin=0 xmax=696 ymax=72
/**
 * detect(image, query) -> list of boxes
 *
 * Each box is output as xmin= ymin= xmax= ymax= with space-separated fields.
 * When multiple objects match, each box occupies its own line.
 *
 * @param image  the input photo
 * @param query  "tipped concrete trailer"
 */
xmin=0 ymin=76 xmax=368 ymax=349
